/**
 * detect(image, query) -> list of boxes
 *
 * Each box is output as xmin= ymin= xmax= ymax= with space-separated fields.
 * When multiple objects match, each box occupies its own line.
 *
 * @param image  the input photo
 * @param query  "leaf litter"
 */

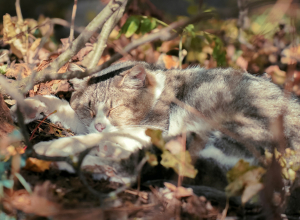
xmin=2 ymin=1 xmax=300 ymax=219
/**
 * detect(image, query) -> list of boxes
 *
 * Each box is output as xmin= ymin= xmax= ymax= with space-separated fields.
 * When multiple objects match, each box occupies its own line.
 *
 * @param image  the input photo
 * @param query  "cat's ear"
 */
xmin=119 ymin=65 xmax=155 ymax=88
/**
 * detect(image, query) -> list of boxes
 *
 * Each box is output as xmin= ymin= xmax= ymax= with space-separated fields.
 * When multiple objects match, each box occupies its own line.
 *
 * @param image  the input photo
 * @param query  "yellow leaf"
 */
xmin=3 ymin=14 xmax=17 ymax=44
xmin=226 ymin=160 xmax=257 ymax=183
xmin=24 ymin=158 xmax=51 ymax=172
xmin=30 ymin=38 xmax=41 ymax=51
xmin=161 ymin=151 xmax=197 ymax=178
xmin=226 ymin=167 xmax=265 ymax=198
xmin=11 ymin=40 xmax=26 ymax=59
xmin=146 ymin=151 xmax=158 ymax=166
xmin=145 ymin=129 xmax=165 ymax=150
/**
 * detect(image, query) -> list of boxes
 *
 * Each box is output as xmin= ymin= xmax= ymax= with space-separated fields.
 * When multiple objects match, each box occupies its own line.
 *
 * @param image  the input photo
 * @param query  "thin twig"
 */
xmin=29 ymin=110 xmax=57 ymax=141
xmin=220 ymin=198 xmax=229 ymax=220
xmin=0 ymin=75 xmax=30 ymax=113
xmin=76 ymin=145 xmax=148 ymax=205
xmin=51 ymin=18 xmax=85 ymax=33
xmin=16 ymin=106 xmax=33 ymax=154
xmin=69 ymin=0 xmax=78 ymax=43
xmin=31 ymin=19 xmax=54 ymax=64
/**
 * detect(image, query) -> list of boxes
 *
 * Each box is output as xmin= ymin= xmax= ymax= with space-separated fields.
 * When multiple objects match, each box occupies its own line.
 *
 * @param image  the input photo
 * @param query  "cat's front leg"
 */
xmin=33 ymin=133 xmax=104 ymax=156
xmin=10 ymin=97 xmax=47 ymax=124
xmin=10 ymin=95 xmax=88 ymax=134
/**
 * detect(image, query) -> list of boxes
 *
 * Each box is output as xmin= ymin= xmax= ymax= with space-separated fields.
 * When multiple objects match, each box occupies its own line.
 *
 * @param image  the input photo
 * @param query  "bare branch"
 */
xmin=0 ymin=75 xmax=33 ymax=150
xmin=87 ymin=0 xmax=128 ymax=68
xmin=0 ymin=75 xmax=28 ymax=112
xmin=22 ymin=0 xmax=128 ymax=93
xmin=0 ymin=12 xmax=213 ymax=96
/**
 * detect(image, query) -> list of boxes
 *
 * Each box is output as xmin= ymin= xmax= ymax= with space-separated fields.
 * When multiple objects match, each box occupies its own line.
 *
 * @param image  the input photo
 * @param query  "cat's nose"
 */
xmin=95 ymin=123 xmax=106 ymax=132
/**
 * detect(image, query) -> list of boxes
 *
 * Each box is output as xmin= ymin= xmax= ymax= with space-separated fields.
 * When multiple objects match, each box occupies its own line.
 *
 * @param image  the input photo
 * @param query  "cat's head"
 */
xmin=69 ymin=62 xmax=164 ymax=133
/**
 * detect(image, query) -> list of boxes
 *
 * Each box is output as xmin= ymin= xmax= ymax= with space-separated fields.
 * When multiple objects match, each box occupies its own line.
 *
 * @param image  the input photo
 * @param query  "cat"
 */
xmin=10 ymin=61 xmax=300 ymax=186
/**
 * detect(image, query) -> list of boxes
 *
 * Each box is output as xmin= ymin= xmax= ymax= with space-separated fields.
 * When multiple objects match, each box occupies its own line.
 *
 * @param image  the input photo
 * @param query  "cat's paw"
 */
xmin=34 ymin=137 xmax=88 ymax=157
xmin=91 ymin=141 xmax=132 ymax=160
xmin=10 ymin=98 xmax=48 ymax=124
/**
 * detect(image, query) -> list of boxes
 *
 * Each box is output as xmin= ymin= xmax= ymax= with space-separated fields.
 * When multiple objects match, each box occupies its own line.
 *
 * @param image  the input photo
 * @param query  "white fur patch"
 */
xmin=168 ymin=108 xmax=210 ymax=136
xmin=11 ymin=95 xmax=88 ymax=134
xmin=199 ymin=144 xmax=254 ymax=168
xmin=153 ymin=71 xmax=166 ymax=101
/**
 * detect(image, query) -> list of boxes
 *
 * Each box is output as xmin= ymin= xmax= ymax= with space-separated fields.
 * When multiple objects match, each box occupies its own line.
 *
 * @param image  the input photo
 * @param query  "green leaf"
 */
xmin=117 ymin=16 xmax=140 ymax=38
xmin=0 ymin=64 xmax=7 ymax=74
xmin=124 ymin=16 xmax=141 ymax=38
xmin=15 ymin=173 xmax=32 ymax=193
xmin=140 ymin=18 xmax=157 ymax=34
xmin=212 ymin=37 xmax=227 ymax=67
xmin=1 ymin=179 xmax=14 ymax=188
xmin=150 ymin=18 xmax=157 ymax=30
xmin=0 ymin=211 xmax=16 ymax=220
xmin=203 ymin=32 xmax=212 ymax=44
xmin=184 ymin=24 xmax=195 ymax=37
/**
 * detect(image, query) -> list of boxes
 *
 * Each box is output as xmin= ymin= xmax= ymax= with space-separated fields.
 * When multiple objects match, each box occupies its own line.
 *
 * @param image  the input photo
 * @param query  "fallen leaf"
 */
xmin=8 ymin=183 xmax=61 ymax=216
xmin=24 ymin=158 xmax=51 ymax=172
xmin=226 ymin=159 xmax=257 ymax=183
xmin=164 ymin=182 xmax=177 ymax=191
xmin=165 ymin=136 xmax=184 ymax=154
xmin=6 ymin=63 xmax=32 ymax=79
xmin=241 ymin=183 xmax=263 ymax=204
xmin=146 ymin=151 xmax=158 ymax=166
xmin=145 ymin=129 xmax=165 ymax=150
xmin=174 ymin=186 xmax=193 ymax=199
xmin=226 ymin=166 xmax=265 ymax=202
xmin=161 ymin=151 xmax=198 ymax=178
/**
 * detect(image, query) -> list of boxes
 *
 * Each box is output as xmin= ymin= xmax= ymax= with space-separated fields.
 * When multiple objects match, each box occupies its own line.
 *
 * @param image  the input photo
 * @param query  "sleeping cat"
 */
xmin=10 ymin=61 xmax=300 ymax=185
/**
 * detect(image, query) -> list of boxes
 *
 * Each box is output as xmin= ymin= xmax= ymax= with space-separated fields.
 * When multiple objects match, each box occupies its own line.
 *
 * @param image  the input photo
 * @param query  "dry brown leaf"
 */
xmin=265 ymin=65 xmax=286 ymax=85
xmin=74 ymin=43 xmax=94 ymax=61
xmin=30 ymin=38 xmax=42 ymax=51
xmin=164 ymin=182 xmax=177 ymax=191
xmin=3 ymin=14 xmax=27 ymax=58
xmin=241 ymin=183 xmax=263 ymax=204
xmin=3 ymin=14 xmax=17 ymax=44
xmin=35 ymin=59 xmax=51 ymax=71
xmin=97 ymin=54 xmax=111 ymax=66
xmin=173 ymin=186 xmax=193 ymax=199
xmin=8 ymin=184 xmax=61 ymax=216
xmin=33 ymin=80 xmax=70 ymax=96
xmin=6 ymin=63 xmax=32 ymax=79
xmin=24 ymin=158 xmax=51 ymax=172
xmin=236 ymin=56 xmax=248 ymax=70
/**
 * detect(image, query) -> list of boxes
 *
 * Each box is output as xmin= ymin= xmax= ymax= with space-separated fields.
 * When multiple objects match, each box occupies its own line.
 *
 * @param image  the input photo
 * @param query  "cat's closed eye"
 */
xmin=106 ymin=105 xmax=122 ymax=118
xmin=88 ymin=101 xmax=96 ymax=118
